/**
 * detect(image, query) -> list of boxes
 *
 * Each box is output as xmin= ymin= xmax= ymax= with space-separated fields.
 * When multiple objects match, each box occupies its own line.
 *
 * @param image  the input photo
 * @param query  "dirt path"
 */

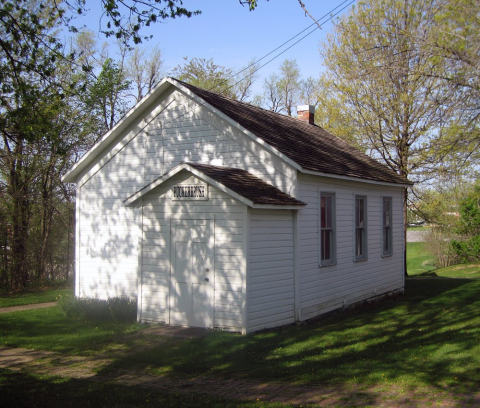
xmin=0 ymin=302 xmax=57 ymax=314
xmin=1 ymin=338 xmax=479 ymax=407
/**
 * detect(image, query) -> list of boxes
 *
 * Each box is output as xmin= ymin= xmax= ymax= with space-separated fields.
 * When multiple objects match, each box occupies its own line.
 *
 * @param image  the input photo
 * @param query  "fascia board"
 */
xmin=170 ymin=79 xmax=302 ymax=172
xmin=251 ymin=204 xmax=305 ymax=210
xmin=300 ymin=168 xmax=413 ymax=188
xmin=62 ymin=77 xmax=175 ymax=183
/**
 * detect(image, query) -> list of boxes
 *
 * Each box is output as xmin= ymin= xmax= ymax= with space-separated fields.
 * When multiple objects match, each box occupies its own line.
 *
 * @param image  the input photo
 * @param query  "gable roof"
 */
xmin=177 ymin=79 xmax=411 ymax=186
xmin=63 ymin=76 xmax=411 ymax=186
xmin=124 ymin=162 xmax=306 ymax=209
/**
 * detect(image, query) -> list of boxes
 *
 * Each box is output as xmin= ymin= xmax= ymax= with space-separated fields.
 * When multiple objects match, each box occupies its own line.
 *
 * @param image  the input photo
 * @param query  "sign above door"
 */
xmin=172 ymin=184 xmax=208 ymax=201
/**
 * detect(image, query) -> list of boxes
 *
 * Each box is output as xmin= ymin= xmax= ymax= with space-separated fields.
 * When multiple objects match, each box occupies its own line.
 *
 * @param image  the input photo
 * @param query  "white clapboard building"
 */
xmin=63 ymin=77 xmax=412 ymax=333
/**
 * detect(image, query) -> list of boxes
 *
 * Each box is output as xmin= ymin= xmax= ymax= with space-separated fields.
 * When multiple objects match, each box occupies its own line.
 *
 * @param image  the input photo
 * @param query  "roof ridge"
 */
xmin=172 ymin=78 xmax=408 ymax=185
xmin=171 ymin=76 xmax=325 ymax=127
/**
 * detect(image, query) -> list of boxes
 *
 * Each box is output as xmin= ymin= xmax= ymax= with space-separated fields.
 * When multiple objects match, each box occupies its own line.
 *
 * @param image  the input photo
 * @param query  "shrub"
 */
xmin=107 ymin=296 xmax=137 ymax=322
xmin=425 ymin=227 xmax=459 ymax=267
xmin=451 ymin=183 xmax=480 ymax=263
xmin=57 ymin=295 xmax=137 ymax=323
xmin=451 ymin=235 xmax=480 ymax=263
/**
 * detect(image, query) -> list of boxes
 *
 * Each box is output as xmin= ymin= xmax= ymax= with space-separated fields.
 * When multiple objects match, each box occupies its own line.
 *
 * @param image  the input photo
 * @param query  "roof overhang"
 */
xmin=123 ymin=163 xmax=306 ymax=210
xmin=300 ymin=168 xmax=413 ymax=188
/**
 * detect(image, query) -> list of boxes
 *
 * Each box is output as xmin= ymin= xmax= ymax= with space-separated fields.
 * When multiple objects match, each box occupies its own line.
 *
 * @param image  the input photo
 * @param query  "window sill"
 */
xmin=318 ymin=262 xmax=336 ymax=268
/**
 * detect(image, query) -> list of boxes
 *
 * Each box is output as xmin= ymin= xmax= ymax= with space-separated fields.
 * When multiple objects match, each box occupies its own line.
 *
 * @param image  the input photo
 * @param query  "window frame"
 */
xmin=354 ymin=195 xmax=368 ymax=261
xmin=382 ymin=196 xmax=393 ymax=257
xmin=319 ymin=191 xmax=336 ymax=267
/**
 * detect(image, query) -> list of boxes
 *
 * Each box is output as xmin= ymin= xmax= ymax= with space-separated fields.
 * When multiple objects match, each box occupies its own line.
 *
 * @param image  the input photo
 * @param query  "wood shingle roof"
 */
xmin=186 ymin=163 xmax=306 ymax=206
xmin=178 ymin=79 xmax=411 ymax=186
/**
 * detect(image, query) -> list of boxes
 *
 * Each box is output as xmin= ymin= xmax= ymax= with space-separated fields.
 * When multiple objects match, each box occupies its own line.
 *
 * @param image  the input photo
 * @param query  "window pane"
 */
xmin=321 ymin=229 xmax=331 ymax=261
xmin=383 ymin=199 xmax=390 ymax=227
xmin=356 ymin=228 xmax=364 ymax=256
xmin=384 ymin=226 xmax=390 ymax=252
xmin=355 ymin=199 xmax=359 ymax=227
xmin=359 ymin=199 xmax=364 ymax=227
xmin=321 ymin=196 xmax=326 ymax=228
xmin=382 ymin=198 xmax=392 ymax=255
xmin=325 ymin=196 xmax=331 ymax=228
xmin=320 ymin=193 xmax=335 ymax=266
xmin=355 ymin=198 xmax=365 ymax=227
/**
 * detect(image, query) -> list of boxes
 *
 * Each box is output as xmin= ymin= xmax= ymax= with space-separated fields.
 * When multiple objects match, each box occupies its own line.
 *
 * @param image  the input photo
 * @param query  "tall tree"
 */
xmin=319 ymin=0 xmax=471 ymax=274
xmin=173 ymin=57 xmax=257 ymax=101
xmin=126 ymin=46 xmax=165 ymax=103
xmin=257 ymin=59 xmax=302 ymax=116
xmin=83 ymin=58 xmax=131 ymax=134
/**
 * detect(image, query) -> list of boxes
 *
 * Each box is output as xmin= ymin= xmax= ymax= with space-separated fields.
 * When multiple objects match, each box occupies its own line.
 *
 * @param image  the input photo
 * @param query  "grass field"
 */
xmin=1 ymin=277 xmax=479 ymax=391
xmin=407 ymin=241 xmax=480 ymax=278
xmin=406 ymin=242 xmax=437 ymax=275
xmin=0 ymin=288 xmax=72 ymax=308
xmin=423 ymin=263 xmax=480 ymax=278
xmin=0 ymin=306 xmax=142 ymax=354
xmin=117 ymin=277 xmax=480 ymax=389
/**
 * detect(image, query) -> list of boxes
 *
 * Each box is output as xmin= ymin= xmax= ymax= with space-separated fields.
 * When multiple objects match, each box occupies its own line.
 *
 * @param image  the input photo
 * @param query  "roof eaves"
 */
xmin=300 ymin=168 xmax=413 ymax=187
xmin=251 ymin=204 xmax=305 ymax=210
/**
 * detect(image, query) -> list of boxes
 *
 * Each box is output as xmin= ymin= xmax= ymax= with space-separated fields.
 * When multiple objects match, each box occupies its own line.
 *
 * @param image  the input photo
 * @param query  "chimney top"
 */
xmin=297 ymin=105 xmax=315 ymax=125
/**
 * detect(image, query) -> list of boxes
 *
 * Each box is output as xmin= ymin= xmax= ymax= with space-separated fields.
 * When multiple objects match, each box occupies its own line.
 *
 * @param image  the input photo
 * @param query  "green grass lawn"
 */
xmin=113 ymin=277 xmax=480 ymax=390
xmin=0 ymin=306 xmax=142 ymax=354
xmin=0 ymin=288 xmax=72 ymax=308
xmin=407 ymin=226 xmax=431 ymax=231
xmin=1 ymin=278 xmax=479 ymax=390
xmin=407 ymin=241 xmax=480 ymax=278
xmin=427 ymin=263 xmax=480 ymax=278
xmin=406 ymin=242 xmax=437 ymax=275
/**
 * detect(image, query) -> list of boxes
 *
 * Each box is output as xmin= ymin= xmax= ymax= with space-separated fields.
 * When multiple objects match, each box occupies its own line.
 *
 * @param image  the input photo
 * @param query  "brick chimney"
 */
xmin=297 ymin=105 xmax=315 ymax=125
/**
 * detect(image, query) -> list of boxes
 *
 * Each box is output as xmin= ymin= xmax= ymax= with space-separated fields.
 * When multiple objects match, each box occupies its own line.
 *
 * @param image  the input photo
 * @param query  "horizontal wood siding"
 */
xmin=78 ymin=132 xmax=145 ymax=299
xmin=298 ymin=174 xmax=404 ymax=320
xmin=75 ymin=86 xmax=296 ymax=318
xmin=247 ymin=209 xmax=295 ymax=332
xmin=144 ymin=90 xmax=297 ymax=194
xmin=140 ymin=174 xmax=246 ymax=331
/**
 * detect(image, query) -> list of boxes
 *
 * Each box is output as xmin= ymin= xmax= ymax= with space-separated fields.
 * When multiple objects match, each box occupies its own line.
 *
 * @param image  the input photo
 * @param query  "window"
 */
xmin=382 ymin=197 xmax=393 ymax=256
xmin=355 ymin=196 xmax=367 ymax=261
xmin=320 ymin=192 xmax=336 ymax=266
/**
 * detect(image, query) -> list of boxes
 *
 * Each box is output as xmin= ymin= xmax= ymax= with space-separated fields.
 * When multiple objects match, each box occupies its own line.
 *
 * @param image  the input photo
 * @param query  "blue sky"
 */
xmin=76 ymin=0 xmax=354 ymax=96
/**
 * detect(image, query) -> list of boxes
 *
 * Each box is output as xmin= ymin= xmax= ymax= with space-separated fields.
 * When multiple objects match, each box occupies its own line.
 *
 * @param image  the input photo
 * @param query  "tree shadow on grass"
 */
xmin=0 ymin=368 xmax=298 ymax=408
xmin=101 ymin=278 xmax=480 ymax=394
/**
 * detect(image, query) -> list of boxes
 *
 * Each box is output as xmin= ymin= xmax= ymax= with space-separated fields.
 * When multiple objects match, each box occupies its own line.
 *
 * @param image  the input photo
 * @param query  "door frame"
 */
xmin=168 ymin=217 xmax=214 ymax=328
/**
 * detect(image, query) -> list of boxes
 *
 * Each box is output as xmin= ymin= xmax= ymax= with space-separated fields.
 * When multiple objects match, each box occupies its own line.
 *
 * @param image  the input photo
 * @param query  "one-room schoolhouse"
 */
xmin=63 ymin=77 xmax=412 ymax=334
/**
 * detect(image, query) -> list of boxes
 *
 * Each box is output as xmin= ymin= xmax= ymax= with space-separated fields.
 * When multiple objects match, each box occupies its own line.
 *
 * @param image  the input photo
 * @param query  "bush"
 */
xmin=451 ymin=235 xmax=480 ymax=263
xmin=425 ymin=227 xmax=459 ymax=267
xmin=57 ymin=295 xmax=137 ymax=323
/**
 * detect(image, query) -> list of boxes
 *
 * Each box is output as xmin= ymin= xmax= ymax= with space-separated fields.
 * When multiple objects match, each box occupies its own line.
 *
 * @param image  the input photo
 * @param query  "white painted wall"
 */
xmin=76 ymin=132 xmax=144 ymax=299
xmin=297 ymin=174 xmax=404 ymax=320
xmin=247 ymin=209 xmax=295 ymax=333
xmin=75 ymin=84 xmax=296 ymax=302
xmin=144 ymin=89 xmax=297 ymax=194
xmin=139 ymin=173 xmax=246 ymax=332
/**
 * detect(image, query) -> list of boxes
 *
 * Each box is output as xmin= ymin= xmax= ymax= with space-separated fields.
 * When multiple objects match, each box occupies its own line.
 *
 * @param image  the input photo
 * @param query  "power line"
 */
xmin=159 ymin=0 xmax=356 ymax=127
xmin=223 ymin=0 xmax=354 ymax=88
xmin=225 ymin=0 xmax=356 ymax=95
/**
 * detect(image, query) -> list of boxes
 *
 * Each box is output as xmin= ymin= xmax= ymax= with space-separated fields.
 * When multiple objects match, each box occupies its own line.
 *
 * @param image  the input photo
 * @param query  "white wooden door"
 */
xmin=170 ymin=219 xmax=214 ymax=328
